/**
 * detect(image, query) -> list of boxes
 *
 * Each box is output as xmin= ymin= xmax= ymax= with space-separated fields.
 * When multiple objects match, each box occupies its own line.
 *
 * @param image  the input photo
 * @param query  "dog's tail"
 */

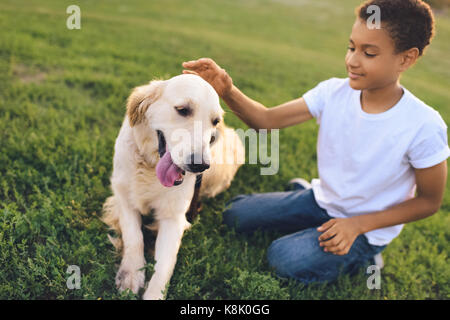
xmin=101 ymin=196 xmax=123 ymax=253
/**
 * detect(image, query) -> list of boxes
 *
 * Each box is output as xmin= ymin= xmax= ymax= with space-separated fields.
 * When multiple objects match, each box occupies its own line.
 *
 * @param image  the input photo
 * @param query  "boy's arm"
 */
xmin=355 ymin=160 xmax=447 ymax=234
xmin=318 ymin=160 xmax=447 ymax=255
xmin=182 ymin=58 xmax=313 ymax=131
xmin=223 ymin=85 xmax=313 ymax=130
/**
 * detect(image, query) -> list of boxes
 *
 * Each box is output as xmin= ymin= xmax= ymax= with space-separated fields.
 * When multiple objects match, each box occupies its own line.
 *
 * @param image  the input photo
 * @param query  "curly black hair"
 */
xmin=356 ymin=0 xmax=435 ymax=56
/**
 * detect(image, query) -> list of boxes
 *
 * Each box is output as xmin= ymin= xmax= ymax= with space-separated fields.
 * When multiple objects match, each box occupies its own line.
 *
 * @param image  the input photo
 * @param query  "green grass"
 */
xmin=0 ymin=0 xmax=449 ymax=300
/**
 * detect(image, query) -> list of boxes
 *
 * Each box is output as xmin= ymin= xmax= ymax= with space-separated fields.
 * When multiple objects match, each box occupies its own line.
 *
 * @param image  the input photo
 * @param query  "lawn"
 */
xmin=0 ymin=0 xmax=449 ymax=299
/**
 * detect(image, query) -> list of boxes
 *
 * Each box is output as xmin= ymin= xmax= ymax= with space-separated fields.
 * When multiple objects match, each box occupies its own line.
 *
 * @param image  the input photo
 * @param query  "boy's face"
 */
xmin=345 ymin=18 xmax=403 ymax=91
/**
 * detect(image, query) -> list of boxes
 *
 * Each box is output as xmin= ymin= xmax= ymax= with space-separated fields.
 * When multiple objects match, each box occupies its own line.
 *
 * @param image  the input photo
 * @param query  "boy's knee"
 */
xmin=267 ymin=238 xmax=294 ymax=278
xmin=222 ymin=194 xmax=247 ymax=231
xmin=267 ymin=235 xmax=331 ymax=284
xmin=222 ymin=208 xmax=239 ymax=229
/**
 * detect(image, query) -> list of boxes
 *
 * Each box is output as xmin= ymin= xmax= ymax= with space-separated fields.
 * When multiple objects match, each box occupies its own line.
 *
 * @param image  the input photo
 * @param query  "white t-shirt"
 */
xmin=303 ymin=77 xmax=450 ymax=246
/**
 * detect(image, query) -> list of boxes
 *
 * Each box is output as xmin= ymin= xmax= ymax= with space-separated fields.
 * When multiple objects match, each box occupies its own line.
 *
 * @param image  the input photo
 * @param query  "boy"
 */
xmin=182 ymin=0 xmax=449 ymax=284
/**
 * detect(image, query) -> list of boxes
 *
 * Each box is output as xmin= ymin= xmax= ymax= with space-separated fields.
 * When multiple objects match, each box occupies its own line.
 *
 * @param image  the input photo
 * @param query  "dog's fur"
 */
xmin=102 ymin=74 xmax=244 ymax=300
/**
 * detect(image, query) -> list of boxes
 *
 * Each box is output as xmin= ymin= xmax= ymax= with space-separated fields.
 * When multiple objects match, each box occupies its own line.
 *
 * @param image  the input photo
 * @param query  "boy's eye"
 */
xmin=347 ymin=46 xmax=376 ymax=58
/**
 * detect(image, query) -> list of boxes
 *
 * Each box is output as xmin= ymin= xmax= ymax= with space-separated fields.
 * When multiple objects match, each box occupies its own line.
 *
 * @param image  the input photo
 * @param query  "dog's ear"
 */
xmin=127 ymin=80 xmax=165 ymax=127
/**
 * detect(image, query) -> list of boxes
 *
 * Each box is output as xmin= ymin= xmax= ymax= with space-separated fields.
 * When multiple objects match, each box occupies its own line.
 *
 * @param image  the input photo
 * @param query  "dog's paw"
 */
xmin=115 ymin=258 xmax=146 ymax=294
xmin=142 ymin=285 xmax=165 ymax=300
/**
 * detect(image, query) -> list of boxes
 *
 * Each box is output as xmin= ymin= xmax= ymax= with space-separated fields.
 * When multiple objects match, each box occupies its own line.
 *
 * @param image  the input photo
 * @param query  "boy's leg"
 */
xmin=223 ymin=189 xmax=330 ymax=234
xmin=267 ymin=228 xmax=386 ymax=284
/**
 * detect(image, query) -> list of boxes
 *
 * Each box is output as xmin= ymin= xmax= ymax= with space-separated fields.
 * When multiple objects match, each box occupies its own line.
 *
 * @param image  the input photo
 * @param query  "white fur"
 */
xmin=103 ymin=74 xmax=244 ymax=300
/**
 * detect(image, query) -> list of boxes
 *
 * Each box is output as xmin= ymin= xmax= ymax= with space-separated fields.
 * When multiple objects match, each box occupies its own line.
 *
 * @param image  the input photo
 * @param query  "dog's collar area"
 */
xmin=195 ymin=173 xmax=203 ymax=188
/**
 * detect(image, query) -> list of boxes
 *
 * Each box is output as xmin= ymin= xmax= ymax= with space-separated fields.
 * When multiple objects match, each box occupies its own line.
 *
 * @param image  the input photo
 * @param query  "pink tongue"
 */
xmin=156 ymin=147 xmax=183 ymax=187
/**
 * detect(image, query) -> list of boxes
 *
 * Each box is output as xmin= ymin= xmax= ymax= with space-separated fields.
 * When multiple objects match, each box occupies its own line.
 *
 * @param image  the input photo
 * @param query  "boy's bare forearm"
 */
xmin=353 ymin=196 xmax=438 ymax=235
xmin=222 ymin=85 xmax=269 ymax=130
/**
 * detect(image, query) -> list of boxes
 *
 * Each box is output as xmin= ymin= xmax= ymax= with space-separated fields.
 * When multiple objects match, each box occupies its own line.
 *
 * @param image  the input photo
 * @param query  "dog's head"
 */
xmin=127 ymin=74 xmax=224 ymax=187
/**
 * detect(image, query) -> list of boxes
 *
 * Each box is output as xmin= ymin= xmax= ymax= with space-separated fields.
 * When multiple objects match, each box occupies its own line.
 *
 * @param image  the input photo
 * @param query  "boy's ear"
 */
xmin=127 ymin=80 xmax=165 ymax=127
xmin=399 ymin=47 xmax=420 ymax=71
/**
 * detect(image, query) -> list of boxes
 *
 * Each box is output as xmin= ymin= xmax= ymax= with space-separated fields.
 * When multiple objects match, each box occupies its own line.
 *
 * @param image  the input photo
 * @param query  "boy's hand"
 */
xmin=317 ymin=218 xmax=363 ymax=256
xmin=182 ymin=58 xmax=233 ymax=98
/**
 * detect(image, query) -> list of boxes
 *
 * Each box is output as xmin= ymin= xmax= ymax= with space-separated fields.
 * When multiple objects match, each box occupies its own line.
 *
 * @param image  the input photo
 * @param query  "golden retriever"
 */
xmin=102 ymin=74 xmax=245 ymax=299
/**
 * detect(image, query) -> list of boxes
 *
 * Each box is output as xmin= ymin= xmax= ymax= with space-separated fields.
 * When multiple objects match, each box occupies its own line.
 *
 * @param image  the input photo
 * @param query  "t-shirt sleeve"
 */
xmin=407 ymin=112 xmax=450 ymax=169
xmin=302 ymin=78 xmax=333 ymax=125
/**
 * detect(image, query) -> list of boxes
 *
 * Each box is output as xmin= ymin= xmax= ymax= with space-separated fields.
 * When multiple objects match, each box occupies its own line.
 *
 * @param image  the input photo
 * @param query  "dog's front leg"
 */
xmin=142 ymin=217 xmax=187 ymax=300
xmin=115 ymin=198 xmax=146 ymax=294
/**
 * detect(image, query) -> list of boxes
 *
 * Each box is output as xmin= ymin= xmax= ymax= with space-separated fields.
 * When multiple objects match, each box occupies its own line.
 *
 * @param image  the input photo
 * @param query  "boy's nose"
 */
xmin=346 ymin=53 xmax=361 ymax=69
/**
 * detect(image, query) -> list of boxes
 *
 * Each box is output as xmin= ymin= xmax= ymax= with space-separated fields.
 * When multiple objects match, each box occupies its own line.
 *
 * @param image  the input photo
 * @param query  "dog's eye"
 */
xmin=212 ymin=118 xmax=220 ymax=126
xmin=174 ymin=106 xmax=191 ymax=117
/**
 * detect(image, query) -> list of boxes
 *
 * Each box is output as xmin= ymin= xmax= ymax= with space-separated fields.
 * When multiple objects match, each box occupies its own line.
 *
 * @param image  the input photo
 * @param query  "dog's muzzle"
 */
xmin=186 ymin=154 xmax=210 ymax=173
xmin=156 ymin=130 xmax=185 ymax=186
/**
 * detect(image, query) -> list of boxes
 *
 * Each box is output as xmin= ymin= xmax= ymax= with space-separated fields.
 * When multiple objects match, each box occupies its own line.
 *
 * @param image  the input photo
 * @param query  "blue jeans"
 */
xmin=222 ymin=188 xmax=386 ymax=284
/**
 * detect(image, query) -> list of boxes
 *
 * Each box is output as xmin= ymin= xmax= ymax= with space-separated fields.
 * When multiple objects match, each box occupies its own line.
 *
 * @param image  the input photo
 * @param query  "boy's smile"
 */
xmin=345 ymin=18 xmax=401 ymax=92
xmin=343 ymin=17 xmax=421 ymax=114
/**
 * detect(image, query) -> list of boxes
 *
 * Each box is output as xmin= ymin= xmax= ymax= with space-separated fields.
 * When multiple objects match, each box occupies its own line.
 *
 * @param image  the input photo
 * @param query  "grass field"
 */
xmin=0 ymin=0 xmax=449 ymax=299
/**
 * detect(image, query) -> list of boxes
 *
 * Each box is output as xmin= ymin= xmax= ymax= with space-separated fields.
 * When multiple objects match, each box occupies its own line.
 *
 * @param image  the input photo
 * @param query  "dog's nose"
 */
xmin=186 ymin=154 xmax=210 ymax=173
